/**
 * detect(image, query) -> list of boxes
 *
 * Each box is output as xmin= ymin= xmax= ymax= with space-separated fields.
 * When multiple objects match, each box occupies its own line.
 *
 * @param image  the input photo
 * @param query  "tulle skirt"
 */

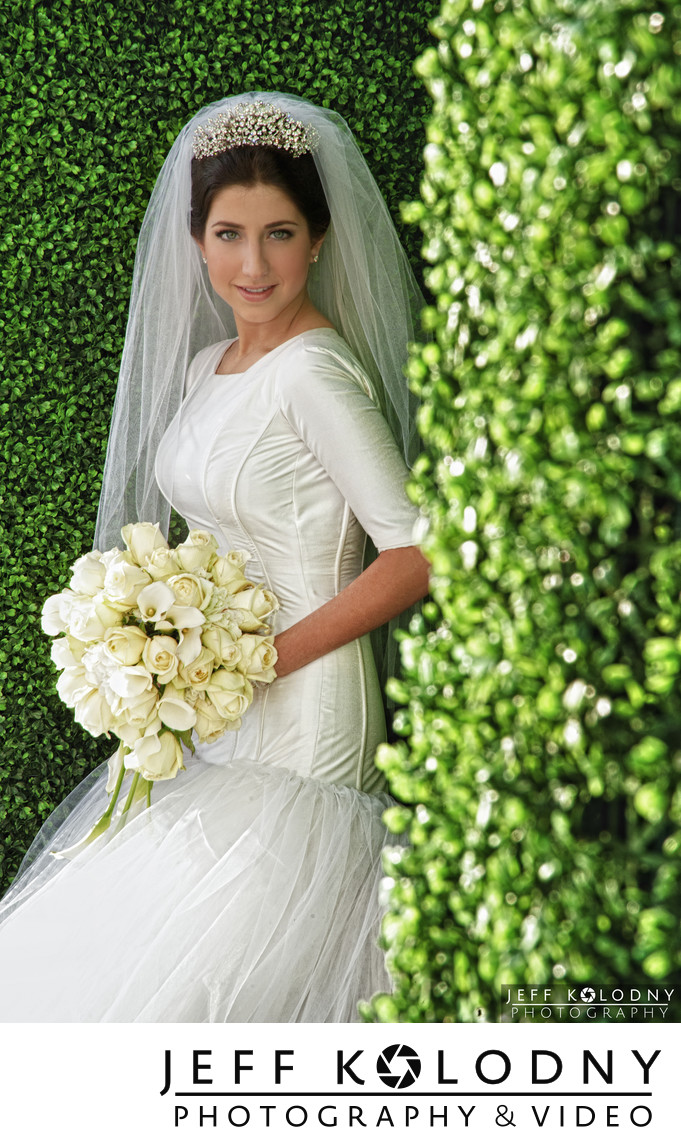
xmin=0 ymin=754 xmax=398 ymax=1021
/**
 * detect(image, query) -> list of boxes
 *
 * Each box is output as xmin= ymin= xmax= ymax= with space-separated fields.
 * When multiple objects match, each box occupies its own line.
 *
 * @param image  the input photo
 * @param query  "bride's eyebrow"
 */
xmin=210 ymin=219 xmax=300 ymax=228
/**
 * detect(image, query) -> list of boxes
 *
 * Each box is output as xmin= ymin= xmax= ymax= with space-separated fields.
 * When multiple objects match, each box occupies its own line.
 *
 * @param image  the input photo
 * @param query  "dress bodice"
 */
xmin=154 ymin=328 xmax=418 ymax=792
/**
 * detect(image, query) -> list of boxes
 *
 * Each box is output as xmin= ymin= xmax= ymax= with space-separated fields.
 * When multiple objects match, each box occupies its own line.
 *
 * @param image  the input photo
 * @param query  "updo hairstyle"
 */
xmin=191 ymin=147 xmax=331 ymax=243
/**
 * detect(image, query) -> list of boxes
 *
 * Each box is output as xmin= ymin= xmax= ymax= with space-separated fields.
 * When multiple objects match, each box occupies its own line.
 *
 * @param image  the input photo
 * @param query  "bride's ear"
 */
xmin=310 ymin=235 xmax=324 ymax=263
xmin=193 ymin=237 xmax=207 ymax=264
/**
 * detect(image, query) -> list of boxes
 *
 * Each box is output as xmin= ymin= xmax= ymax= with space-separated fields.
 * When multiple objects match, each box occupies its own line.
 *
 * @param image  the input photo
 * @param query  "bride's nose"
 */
xmin=241 ymin=239 xmax=269 ymax=279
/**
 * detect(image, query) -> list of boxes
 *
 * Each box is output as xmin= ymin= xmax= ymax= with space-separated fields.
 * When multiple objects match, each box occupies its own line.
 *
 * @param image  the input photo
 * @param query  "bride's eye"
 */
xmin=216 ymin=229 xmax=239 ymax=241
xmin=269 ymin=229 xmax=293 ymax=240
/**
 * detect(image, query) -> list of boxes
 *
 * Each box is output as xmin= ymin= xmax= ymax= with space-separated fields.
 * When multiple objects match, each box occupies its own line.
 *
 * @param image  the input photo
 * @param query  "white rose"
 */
xmin=127 ymin=730 xmax=183 ymax=781
xmin=92 ymin=594 xmax=126 ymax=629
xmin=206 ymin=668 xmax=253 ymax=723
xmin=112 ymin=709 xmax=161 ymax=750
xmin=105 ymin=626 xmax=148 ymax=666
xmin=136 ymin=581 xmax=176 ymax=624
xmin=237 ymin=634 xmax=278 ymax=683
xmin=173 ymin=530 xmax=219 ymax=574
xmin=211 ymin=554 xmax=251 ymax=591
xmin=144 ymin=547 xmax=182 ymax=580
xmin=57 ymin=665 xmax=94 ymax=707
xmin=187 ymin=529 xmax=219 ymax=552
xmin=103 ymin=560 xmax=152 ymax=608
xmin=228 ymin=586 xmax=278 ymax=632
xmin=226 ymin=549 xmax=251 ymax=568
xmin=81 ymin=642 xmax=121 ymax=690
xmin=69 ymin=552 xmax=106 ymax=596
xmin=118 ymin=686 xmax=159 ymax=720
xmin=67 ymin=596 xmax=109 ymax=643
xmin=143 ymin=635 xmax=179 ymax=684
xmin=121 ymin=522 xmax=169 ymax=567
xmin=168 ymin=572 xmax=213 ymax=611
xmin=157 ymin=682 xmax=197 ymax=732
xmin=99 ymin=547 xmax=123 ymax=569
xmin=193 ymin=694 xmax=230 ymax=743
xmin=73 ymin=688 xmax=114 ymax=738
xmin=201 ymin=625 xmax=241 ymax=669
xmin=41 ymin=591 xmax=78 ymax=636
xmin=108 ymin=664 xmax=154 ymax=700
xmin=50 ymin=637 xmax=80 ymax=670
xmin=176 ymin=645 xmax=215 ymax=689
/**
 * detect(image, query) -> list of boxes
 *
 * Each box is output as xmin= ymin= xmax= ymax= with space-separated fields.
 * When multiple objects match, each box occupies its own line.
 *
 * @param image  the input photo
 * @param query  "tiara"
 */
xmin=192 ymin=101 xmax=320 ymax=160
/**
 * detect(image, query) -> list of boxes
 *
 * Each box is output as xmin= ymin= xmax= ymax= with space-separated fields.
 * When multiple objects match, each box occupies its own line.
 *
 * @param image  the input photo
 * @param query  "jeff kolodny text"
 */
xmin=161 ymin=1041 xmax=661 ymax=1131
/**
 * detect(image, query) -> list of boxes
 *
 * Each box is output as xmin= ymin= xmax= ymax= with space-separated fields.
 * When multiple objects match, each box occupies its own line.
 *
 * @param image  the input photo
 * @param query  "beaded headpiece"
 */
xmin=192 ymin=101 xmax=320 ymax=160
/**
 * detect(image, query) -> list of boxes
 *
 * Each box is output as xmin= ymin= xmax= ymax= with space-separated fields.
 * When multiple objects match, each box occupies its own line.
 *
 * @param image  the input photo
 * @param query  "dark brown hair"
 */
xmin=190 ymin=147 xmax=331 ymax=242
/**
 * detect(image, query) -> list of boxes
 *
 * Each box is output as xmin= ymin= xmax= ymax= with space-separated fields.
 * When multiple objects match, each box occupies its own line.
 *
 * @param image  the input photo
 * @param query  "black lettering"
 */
xmin=286 ymin=1106 xmax=308 ymax=1127
xmin=161 ymin=1049 xmax=171 ymax=1096
xmin=631 ymin=1049 xmax=661 ymax=1084
xmin=533 ymin=1050 xmax=562 ymax=1084
xmin=583 ymin=1050 xmax=612 ymax=1084
xmin=193 ymin=1050 xmax=212 ymax=1085
xmin=576 ymin=1106 xmax=595 ymax=1127
xmin=275 ymin=1049 xmax=294 ymax=1083
xmin=476 ymin=1049 xmax=511 ymax=1084
xmin=200 ymin=1106 xmax=218 ymax=1126
xmin=337 ymin=1050 xmax=365 ymax=1085
xmin=234 ymin=1050 xmax=253 ymax=1084
xmin=437 ymin=1050 xmax=458 ymax=1084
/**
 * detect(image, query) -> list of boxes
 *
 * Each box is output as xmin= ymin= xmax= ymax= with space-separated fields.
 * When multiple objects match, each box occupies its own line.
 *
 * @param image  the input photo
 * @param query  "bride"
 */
xmin=0 ymin=92 xmax=429 ymax=1021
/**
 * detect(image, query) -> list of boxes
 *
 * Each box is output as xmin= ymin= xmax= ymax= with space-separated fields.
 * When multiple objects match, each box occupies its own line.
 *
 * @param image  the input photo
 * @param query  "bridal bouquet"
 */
xmin=41 ymin=522 xmax=279 ymax=855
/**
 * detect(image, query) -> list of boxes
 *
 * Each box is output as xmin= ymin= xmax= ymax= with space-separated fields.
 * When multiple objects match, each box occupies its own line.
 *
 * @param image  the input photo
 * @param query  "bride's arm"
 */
xmin=272 ymin=545 xmax=430 ymax=677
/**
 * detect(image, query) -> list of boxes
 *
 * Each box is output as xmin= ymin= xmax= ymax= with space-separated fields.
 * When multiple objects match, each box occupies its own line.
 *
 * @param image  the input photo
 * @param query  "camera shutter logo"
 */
xmin=581 ymin=987 xmax=596 ymax=1003
xmin=376 ymin=1045 xmax=422 ymax=1089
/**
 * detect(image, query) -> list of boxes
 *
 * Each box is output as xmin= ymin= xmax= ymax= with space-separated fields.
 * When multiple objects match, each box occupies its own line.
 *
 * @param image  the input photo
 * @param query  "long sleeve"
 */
xmin=276 ymin=340 xmax=419 ymax=552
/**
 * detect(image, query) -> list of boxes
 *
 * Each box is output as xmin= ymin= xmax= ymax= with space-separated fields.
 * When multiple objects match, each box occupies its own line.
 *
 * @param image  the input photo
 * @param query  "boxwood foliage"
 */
xmin=0 ymin=0 xmax=438 ymax=895
xmin=365 ymin=0 xmax=681 ymax=1022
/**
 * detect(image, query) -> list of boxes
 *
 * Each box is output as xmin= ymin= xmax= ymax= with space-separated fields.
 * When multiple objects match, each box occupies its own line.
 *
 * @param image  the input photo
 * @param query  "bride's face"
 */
xmin=198 ymin=182 xmax=323 ymax=327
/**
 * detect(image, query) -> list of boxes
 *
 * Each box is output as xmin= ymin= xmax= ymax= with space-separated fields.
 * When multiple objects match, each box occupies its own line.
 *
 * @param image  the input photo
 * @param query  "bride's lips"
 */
xmin=235 ymin=285 xmax=276 ymax=301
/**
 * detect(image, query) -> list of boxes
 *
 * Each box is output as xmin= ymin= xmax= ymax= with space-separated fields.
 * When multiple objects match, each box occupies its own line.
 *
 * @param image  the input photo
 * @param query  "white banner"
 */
xmin=0 ymin=1021 xmax=678 ymax=1145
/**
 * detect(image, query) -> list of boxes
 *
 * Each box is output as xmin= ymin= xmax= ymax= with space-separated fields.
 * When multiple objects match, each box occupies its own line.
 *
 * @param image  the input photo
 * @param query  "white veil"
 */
xmin=94 ymin=90 xmax=425 ymax=690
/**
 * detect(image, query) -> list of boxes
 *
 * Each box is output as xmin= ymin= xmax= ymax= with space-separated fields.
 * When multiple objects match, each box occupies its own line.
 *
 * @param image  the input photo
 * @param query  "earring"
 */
xmin=311 ymin=254 xmax=319 ymax=263
xmin=202 ymin=256 xmax=207 ymax=264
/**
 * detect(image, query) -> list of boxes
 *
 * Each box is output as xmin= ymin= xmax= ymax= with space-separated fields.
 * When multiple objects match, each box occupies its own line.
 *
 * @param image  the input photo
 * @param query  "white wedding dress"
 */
xmin=0 ymin=329 xmax=418 ymax=1022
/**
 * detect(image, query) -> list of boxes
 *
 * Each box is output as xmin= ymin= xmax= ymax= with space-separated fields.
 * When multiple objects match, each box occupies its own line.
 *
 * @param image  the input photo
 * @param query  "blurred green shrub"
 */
xmin=366 ymin=0 xmax=681 ymax=1022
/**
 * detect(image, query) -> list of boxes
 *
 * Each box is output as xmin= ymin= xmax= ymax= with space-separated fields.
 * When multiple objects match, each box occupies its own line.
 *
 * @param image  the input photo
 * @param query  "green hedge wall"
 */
xmin=366 ymin=0 xmax=681 ymax=1022
xmin=0 ymin=0 xmax=437 ymax=895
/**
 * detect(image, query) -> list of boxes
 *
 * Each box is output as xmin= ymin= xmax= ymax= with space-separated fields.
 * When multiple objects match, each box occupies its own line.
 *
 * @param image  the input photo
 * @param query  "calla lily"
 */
xmin=176 ymin=625 xmax=203 ymax=667
xmin=158 ymin=683 xmax=198 ymax=732
xmin=136 ymin=580 xmax=177 ymax=623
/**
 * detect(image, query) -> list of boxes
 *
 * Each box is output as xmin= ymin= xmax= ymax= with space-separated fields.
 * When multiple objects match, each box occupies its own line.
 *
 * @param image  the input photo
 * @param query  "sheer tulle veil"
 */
xmin=94 ymin=90 xmax=425 ymax=689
